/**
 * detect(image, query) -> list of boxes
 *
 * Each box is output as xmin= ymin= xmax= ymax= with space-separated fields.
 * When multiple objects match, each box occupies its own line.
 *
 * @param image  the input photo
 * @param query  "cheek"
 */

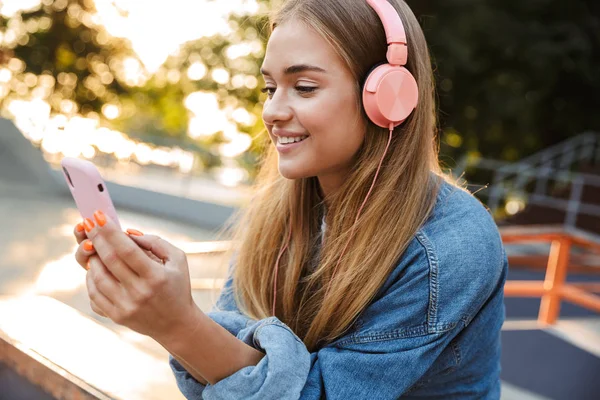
xmin=304 ymin=96 xmax=364 ymax=156
xmin=277 ymin=91 xmax=365 ymax=179
xmin=300 ymin=90 xmax=362 ymax=138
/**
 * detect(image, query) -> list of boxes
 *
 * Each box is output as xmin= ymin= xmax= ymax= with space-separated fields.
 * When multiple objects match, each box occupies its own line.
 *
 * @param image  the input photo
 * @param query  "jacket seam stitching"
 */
xmin=415 ymin=230 xmax=439 ymax=333
xmin=335 ymin=322 xmax=456 ymax=346
xmin=452 ymin=339 xmax=462 ymax=366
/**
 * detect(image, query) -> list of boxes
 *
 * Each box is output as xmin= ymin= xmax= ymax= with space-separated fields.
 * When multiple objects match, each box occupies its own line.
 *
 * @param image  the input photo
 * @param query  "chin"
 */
xmin=278 ymin=163 xmax=311 ymax=180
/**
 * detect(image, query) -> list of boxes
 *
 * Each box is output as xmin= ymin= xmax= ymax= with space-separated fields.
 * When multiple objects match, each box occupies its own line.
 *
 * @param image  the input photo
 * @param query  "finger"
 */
xmin=124 ymin=230 xmax=163 ymax=261
xmin=77 ymin=220 xmax=158 ymax=270
xmin=141 ymin=247 xmax=166 ymax=265
xmin=75 ymin=239 xmax=96 ymax=270
xmin=74 ymin=222 xmax=88 ymax=244
xmin=88 ymin=255 xmax=122 ymax=305
xmin=91 ymin=235 xmax=140 ymax=289
xmin=118 ymin=228 xmax=162 ymax=263
xmin=89 ymin=211 xmax=161 ymax=278
xmin=86 ymin=262 xmax=114 ymax=318
xmin=86 ymin=211 xmax=155 ymax=281
xmin=127 ymin=232 xmax=185 ymax=266
xmin=88 ymin=237 xmax=154 ymax=308
xmin=89 ymin=300 xmax=108 ymax=318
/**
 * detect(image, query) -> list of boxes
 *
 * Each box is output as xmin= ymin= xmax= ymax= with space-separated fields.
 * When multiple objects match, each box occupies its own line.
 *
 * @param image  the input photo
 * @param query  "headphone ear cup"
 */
xmin=362 ymin=63 xmax=419 ymax=128
xmin=361 ymin=62 xmax=385 ymax=90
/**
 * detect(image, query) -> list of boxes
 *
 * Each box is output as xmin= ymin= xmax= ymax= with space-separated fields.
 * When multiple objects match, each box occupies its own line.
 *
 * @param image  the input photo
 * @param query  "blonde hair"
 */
xmin=220 ymin=0 xmax=454 ymax=352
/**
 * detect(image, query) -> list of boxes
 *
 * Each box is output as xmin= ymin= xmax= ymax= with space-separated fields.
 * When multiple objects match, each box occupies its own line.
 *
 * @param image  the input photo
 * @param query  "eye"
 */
xmin=260 ymin=85 xmax=318 ymax=99
xmin=296 ymin=86 xmax=317 ymax=95
xmin=260 ymin=86 xmax=276 ymax=98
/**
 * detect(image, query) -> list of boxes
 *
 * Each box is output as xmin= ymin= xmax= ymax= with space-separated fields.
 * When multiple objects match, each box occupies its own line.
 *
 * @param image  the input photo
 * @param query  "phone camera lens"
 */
xmin=63 ymin=167 xmax=74 ymax=187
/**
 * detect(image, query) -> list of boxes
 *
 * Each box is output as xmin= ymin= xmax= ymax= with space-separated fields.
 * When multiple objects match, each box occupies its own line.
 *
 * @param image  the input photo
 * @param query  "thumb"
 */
xmin=126 ymin=230 xmax=184 ymax=265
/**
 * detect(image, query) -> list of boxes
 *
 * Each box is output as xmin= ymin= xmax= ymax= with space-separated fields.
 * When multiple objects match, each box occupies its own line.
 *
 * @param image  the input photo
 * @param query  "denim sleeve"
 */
xmin=170 ymin=306 xmax=462 ymax=400
xmin=169 ymin=260 xmax=313 ymax=399
xmin=169 ymin=313 xmax=310 ymax=399
xmin=170 ymin=282 xmax=463 ymax=399
xmin=169 ymin=270 xmax=258 ymax=398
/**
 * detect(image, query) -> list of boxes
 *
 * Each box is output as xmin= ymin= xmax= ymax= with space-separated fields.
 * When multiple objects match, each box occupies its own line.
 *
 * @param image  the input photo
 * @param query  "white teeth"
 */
xmin=278 ymin=135 xmax=308 ymax=144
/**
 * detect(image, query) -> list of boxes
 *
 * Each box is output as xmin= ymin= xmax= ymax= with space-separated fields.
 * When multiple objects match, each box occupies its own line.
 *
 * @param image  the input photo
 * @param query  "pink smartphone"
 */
xmin=60 ymin=157 xmax=122 ymax=230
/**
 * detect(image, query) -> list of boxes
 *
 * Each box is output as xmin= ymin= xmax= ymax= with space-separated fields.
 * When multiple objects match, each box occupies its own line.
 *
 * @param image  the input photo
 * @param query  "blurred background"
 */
xmin=0 ymin=0 xmax=599 ymax=399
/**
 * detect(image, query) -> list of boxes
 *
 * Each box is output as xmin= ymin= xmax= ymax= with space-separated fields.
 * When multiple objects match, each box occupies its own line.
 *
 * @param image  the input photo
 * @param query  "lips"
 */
xmin=274 ymin=135 xmax=308 ymax=154
xmin=277 ymin=135 xmax=308 ymax=145
xmin=272 ymin=129 xmax=308 ymax=138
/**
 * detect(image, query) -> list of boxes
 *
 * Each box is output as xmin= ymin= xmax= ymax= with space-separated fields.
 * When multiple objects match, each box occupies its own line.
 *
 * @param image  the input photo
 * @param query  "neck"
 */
xmin=317 ymin=173 xmax=344 ymax=202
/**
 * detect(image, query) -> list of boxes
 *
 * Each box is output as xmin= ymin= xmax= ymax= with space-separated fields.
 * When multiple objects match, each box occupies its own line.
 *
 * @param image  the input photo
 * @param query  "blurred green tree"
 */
xmin=407 ymin=0 xmax=600 ymax=166
xmin=0 ymin=0 xmax=135 ymax=121
xmin=0 ymin=0 xmax=221 ymax=169
xmin=160 ymin=10 xmax=273 ymax=179
xmin=2 ymin=0 xmax=598 ymax=181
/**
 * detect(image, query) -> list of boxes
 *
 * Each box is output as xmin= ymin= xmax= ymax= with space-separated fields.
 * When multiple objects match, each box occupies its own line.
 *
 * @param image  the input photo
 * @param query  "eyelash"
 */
xmin=260 ymin=86 xmax=317 ymax=98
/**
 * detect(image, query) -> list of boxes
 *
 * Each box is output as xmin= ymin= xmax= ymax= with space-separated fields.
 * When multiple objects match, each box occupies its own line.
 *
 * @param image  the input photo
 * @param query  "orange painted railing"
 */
xmin=500 ymin=225 xmax=600 ymax=324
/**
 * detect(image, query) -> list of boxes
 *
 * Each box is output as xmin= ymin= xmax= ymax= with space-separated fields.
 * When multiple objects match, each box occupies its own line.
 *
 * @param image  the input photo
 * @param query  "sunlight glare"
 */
xmin=4 ymin=0 xmax=261 ymax=185
xmin=93 ymin=0 xmax=260 ymax=73
xmin=0 ymin=295 xmax=180 ymax=399
xmin=215 ymin=161 xmax=248 ymax=187
xmin=185 ymin=91 xmax=231 ymax=138
xmin=211 ymin=68 xmax=230 ymax=85
xmin=0 ymin=0 xmax=41 ymax=18
xmin=187 ymin=62 xmax=207 ymax=81
xmin=34 ymin=249 xmax=86 ymax=295
xmin=121 ymin=57 xmax=148 ymax=86
xmin=102 ymin=104 xmax=121 ymax=120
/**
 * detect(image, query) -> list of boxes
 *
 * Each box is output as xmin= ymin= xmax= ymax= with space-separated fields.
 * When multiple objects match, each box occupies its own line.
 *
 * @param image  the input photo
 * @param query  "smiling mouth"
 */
xmin=276 ymin=136 xmax=309 ymax=145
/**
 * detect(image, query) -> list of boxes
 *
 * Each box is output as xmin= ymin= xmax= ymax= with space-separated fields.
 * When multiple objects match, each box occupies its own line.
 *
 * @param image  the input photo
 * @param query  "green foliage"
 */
xmin=407 ymin=0 xmax=600 ymax=166
xmin=1 ymin=0 xmax=598 ymax=181
xmin=2 ymin=0 xmax=131 ymax=116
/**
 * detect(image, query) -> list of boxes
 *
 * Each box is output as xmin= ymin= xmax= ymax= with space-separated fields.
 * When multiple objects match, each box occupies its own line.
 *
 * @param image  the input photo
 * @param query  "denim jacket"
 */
xmin=170 ymin=180 xmax=508 ymax=399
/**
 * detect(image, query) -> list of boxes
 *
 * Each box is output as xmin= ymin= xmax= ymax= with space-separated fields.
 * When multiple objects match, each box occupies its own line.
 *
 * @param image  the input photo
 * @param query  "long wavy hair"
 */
xmin=219 ymin=0 xmax=453 ymax=352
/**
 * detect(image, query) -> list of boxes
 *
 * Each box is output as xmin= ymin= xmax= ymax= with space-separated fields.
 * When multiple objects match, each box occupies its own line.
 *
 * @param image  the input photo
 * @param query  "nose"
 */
xmin=262 ymin=90 xmax=293 ymax=125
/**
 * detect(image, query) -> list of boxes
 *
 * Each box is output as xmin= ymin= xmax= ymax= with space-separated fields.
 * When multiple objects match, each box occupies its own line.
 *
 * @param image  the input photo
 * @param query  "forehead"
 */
xmin=262 ymin=19 xmax=347 ymax=73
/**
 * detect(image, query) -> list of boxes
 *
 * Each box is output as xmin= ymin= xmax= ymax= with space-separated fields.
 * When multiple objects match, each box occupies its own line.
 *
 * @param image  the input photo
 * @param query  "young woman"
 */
xmin=73 ymin=0 xmax=507 ymax=398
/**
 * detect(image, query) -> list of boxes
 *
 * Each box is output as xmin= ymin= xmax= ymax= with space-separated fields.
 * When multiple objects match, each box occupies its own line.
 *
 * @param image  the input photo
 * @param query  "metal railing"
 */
xmin=453 ymin=132 xmax=600 ymax=225
xmin=500 ymin=225 xmax=600 ymax=324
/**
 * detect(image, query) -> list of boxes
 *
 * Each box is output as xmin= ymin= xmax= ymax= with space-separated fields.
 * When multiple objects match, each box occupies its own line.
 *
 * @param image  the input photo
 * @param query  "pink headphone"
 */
xmin=363 ymin=0 xmax=419 ymax=129
xmin=272 ymin=0 xmax=418 ymax=316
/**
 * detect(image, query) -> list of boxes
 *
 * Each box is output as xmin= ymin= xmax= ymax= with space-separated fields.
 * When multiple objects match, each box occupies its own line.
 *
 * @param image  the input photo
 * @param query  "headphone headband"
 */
xmin=366 ymin=0 xmax=407 ymax=45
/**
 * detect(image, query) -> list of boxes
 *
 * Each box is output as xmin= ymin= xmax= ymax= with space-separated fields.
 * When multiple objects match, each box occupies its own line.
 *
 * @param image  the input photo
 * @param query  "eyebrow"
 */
xmin=260 ymin=64 xmax=327 ymax=76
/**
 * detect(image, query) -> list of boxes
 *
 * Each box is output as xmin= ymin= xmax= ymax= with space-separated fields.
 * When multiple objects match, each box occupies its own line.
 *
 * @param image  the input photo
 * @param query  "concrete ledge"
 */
xmin=0 ymin=333 xmax=108 ymax=400
xmin=0 ymin=296 xmax=184 ymax=400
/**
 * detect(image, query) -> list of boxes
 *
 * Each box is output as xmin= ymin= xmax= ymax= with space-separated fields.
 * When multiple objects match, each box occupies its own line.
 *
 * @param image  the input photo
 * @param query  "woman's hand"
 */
xmin=74 ymin=211 xmax=200 ymax=345
xmin=73 ymin=222 xmax=164 ymax=272
xmin=73 ymin=221 xmax=109 ymax=317
xmin=73 ymin=221 xmax=93 ymax=270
